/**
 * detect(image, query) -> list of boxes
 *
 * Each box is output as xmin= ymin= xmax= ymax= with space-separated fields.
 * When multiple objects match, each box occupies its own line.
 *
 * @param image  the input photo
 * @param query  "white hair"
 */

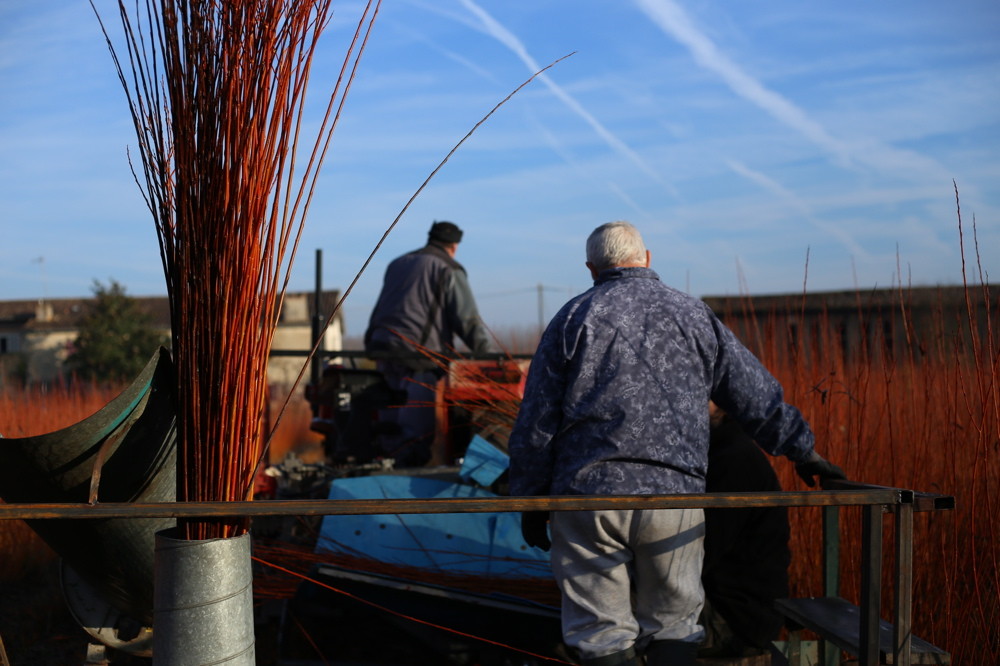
xmin=586 ymin=221 xmax=647 ymax=270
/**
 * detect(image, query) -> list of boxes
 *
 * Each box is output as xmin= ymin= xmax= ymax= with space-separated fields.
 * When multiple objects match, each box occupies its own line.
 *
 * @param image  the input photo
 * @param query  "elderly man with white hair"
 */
xmin=508 ymin=220 xmax=844 ymax=666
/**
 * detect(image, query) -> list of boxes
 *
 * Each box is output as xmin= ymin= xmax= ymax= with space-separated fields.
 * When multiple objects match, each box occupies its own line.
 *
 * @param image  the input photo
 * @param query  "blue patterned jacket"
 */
xmin=508 ymin=267 xmax=815 ymax=496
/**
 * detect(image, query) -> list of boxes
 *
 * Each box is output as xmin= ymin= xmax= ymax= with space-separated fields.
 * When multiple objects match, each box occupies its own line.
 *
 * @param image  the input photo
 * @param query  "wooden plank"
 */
xmin=775 ymin=597 xmax=950 ymax=665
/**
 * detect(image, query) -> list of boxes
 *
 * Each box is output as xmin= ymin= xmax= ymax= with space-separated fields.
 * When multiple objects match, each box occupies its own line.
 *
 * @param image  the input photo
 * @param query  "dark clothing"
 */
xmin=363 ymin=241 xmax=489 ymax=466
xmin=702 ymin=417 xmax=790 ymax=653
xmin=509 ymin=266 xmax=814 ymax=499
xmin=365 ymin=242 xmax=490 ymax=363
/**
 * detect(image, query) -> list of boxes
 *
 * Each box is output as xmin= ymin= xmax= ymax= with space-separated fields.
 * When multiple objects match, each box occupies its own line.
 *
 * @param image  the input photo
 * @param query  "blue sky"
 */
xmin=2 ymin=1 xmax=998 ymax=334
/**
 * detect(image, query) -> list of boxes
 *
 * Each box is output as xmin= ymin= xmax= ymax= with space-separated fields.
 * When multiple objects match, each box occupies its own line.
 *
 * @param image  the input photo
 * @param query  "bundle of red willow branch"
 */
xmin=94 ymin=0 xmax=381 ymax=539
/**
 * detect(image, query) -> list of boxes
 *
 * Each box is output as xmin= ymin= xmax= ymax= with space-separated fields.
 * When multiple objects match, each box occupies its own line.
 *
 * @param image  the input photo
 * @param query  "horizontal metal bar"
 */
xmin=825 ymin=480 xmax=956 ymax=512
xmin=269 ymin=349 xmax=533 ymax=360
xmin=0 ymin=489 xmax=912 ymax=521
xmin=825 ymin=479 xmax=914 ymax=503
xmin=914 ymin=492 xmax=955 ymax=512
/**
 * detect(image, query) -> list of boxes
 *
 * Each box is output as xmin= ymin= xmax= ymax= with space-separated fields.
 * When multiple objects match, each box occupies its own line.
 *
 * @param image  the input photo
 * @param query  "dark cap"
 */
xmin=428 ymin=220 xmax=463 ymax=244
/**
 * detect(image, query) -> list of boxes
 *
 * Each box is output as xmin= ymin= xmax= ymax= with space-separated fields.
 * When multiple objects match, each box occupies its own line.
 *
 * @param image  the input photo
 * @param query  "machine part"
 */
xmin=0 ymin=348 xmax=178 ymax=624
xmin=153 ymin=528 xmax=255 ymax=665
xmin=60 ymin=560 xmax=153 ymax=657
xmin=308 ymin=365 xmax=405 ymax=463
xmin=84 ymin=643 xmax=111 ymax=665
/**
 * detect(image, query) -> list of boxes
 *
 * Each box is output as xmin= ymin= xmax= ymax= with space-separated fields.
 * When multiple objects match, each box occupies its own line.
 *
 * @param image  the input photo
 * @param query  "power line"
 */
xmin=478 ymin=284 xmax=573 ymax=299
xmin=480 ymin=284 xmax=580 ymax=333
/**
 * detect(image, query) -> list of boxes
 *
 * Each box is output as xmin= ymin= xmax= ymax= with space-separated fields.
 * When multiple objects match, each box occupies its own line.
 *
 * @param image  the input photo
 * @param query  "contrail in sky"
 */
xmin=457 ymin=0 xmax=670 ymax=189
xmin=633 ymin=0 xmax=854 ymax=167
xmin=393 ymin=23 xmax=501 ymax=83
xmin=726 ymin=159 xmax=872 ymax=260
xmin=527 ymin=110 xmax=654 ymax=221
xmin=634 ymin=0 xmax=957 ymax=189
xmin=635 ymin=0 xmax=960 ymax=254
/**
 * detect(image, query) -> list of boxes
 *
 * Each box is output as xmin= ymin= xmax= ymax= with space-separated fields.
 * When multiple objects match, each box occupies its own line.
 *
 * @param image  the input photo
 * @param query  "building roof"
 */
xmin=0 ymin=291 xmax=342 ymax=333
xmin=702 ymin=284 xmax=995 ymax=315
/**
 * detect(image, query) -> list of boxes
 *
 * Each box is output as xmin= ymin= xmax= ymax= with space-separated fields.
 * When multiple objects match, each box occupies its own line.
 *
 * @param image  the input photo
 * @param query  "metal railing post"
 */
xmin=821 ymin=504 xmax=841 ymax=666
xmin=894 ymin=502 xmax=914 ymax=666
xmin=859 ymin=503 xmax=884 ymax=666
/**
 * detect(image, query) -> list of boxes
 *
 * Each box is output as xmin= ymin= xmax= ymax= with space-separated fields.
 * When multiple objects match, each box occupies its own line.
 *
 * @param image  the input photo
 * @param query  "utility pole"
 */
xmin=311 ymin=249 xmax=324 ymax=417
xmin=33 ymin=256 xmax=47 ymax=300
xmin=537 ymin=283 xmax=544 ymax=337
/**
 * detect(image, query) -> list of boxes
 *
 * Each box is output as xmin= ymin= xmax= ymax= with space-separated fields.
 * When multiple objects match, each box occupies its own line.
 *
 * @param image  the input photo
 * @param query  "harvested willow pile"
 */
xmin=95 ymin=0 xmax=380 ymax=539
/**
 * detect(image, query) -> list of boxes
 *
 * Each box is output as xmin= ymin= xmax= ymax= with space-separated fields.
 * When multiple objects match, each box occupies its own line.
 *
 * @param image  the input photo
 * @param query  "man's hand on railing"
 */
xmin=520 ymin=511 xmax=551 ymax=551
xmin=795 ymin=450 xmax=847 ymax=488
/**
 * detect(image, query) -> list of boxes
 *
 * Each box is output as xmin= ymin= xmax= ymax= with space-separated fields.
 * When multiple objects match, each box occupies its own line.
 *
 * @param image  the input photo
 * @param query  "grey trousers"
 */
xmin=549 ymin=508 xmax=706 ymax=659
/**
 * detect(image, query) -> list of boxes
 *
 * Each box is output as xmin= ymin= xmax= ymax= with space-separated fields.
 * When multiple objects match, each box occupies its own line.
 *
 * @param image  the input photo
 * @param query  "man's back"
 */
xmin=359 ymin=221 xmax=490 ymax=467
xmin=366 ymin=245 xmax=459 ymax=354
xmin=511 ymin=266 xmax=720 ymax=496
xmin=365 ymin=231 xmax=489 ymax=357
xmin=510 ymin=265 xmax=814 ymax=498
xmin=507 ymin=221 xmax=841 ymax=666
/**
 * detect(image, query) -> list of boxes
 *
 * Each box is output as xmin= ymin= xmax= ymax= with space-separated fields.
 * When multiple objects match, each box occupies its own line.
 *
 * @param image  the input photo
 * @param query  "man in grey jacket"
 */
xmin=508 ymin=221 xmax=844 ymax=665
xmin=364 ymin=220 xmax=491 ymax=466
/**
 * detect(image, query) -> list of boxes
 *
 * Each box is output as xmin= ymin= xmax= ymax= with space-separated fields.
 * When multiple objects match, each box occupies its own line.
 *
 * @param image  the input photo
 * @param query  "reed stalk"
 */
xmin=94 ymin=0 xmax=381 ymax=539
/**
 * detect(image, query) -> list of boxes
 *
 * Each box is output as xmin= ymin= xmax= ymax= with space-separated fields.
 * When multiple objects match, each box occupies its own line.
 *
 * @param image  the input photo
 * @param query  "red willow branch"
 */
xmin=93 ymin=0 xmax=381 ymax=540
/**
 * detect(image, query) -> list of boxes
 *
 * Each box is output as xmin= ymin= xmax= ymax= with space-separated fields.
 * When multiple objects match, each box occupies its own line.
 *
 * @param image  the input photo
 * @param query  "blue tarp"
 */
xmin=458 ymin=434 xmax=510 ymax=487
xmin=316 ymin=438 xmax=550 ymax=578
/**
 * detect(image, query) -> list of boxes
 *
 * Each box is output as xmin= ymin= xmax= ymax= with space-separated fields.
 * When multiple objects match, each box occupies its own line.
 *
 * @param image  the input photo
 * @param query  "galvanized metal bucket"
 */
xmin=153 ymin=528 xmax=255 ymax=665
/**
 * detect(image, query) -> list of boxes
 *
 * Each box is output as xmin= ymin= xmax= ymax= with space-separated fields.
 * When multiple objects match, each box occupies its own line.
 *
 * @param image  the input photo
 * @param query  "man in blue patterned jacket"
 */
xmin=508 ymin=221 xmax=844 ymax=666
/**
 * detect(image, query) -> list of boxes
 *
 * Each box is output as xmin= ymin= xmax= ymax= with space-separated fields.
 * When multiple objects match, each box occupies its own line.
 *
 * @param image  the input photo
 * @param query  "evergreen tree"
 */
xmin=66 ymin=279 xmax=168 ymax=382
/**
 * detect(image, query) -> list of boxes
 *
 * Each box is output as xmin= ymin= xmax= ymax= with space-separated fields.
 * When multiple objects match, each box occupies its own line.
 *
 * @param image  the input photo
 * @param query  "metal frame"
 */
xmin=794 ymin=482 xmax=953 ymax=666
xmin=1 ymin=482 xmax=953 ymax=665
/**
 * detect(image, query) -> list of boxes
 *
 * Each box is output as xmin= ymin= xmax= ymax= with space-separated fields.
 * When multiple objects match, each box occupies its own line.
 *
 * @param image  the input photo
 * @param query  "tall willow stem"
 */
xmin=94 ymin=0 xmax=381 ymax=539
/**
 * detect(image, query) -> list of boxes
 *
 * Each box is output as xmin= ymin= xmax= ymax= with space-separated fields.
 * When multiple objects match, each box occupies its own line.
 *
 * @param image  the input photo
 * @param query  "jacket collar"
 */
xmin=594 ymin=266 xmax=660 ymax=285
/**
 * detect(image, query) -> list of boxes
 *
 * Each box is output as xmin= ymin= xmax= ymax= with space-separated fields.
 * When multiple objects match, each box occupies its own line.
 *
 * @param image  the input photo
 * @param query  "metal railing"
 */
xmin=0 ymin=481 xmax=953 ymax=666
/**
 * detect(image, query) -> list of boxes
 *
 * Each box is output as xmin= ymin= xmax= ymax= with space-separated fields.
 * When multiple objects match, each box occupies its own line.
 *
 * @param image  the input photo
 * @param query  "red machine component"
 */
xmin=430 ymin=358 xmax=530 ymax=464
xmin=443 ymin=358 xmax=530 ymax=403
xmin=306 ymin=356 xmax=531 ymax=467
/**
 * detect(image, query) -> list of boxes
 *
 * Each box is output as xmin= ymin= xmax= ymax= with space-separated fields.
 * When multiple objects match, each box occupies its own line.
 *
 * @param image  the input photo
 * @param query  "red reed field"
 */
xmin=0 ymin=381 xmax=127 ymax=660
xmin=0 ymin=381 xmax=125 ymax=580
xmin=724 ymin=278 xmax=998 ymax=664
xmin=2 ymin=282 xmax=996 ymax=664
xmin=0 ymin=381 xmax=318 ymax=583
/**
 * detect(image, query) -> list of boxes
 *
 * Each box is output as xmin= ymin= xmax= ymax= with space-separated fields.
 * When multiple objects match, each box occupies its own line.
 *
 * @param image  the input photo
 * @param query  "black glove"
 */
xmin=795 ymin=450 xmax=847 ymax=487
xmin=520 ymin=511 xmax=551 ymax=551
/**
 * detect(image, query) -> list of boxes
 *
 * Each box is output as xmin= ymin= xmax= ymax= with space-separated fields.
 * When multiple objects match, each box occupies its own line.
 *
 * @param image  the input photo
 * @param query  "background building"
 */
xmin=0 ymin=291 xmax=343 ymax=387
xmin=703 ymin=285 xmax=997 ymax=364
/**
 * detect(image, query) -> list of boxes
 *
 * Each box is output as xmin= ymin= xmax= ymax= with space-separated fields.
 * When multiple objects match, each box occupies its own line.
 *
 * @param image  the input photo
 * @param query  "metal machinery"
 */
xmin=251 ymin=353 xmax=570 ymax=665
xmin=304 ymin=354 xmax=531 ymax=468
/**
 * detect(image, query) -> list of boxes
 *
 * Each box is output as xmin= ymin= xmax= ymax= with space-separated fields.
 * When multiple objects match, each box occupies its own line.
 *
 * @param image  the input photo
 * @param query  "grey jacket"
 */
xmin=365 ymin=242 xmax=490 ymax=361
xmin=508 ymin=267 xmax=814 ymax=497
